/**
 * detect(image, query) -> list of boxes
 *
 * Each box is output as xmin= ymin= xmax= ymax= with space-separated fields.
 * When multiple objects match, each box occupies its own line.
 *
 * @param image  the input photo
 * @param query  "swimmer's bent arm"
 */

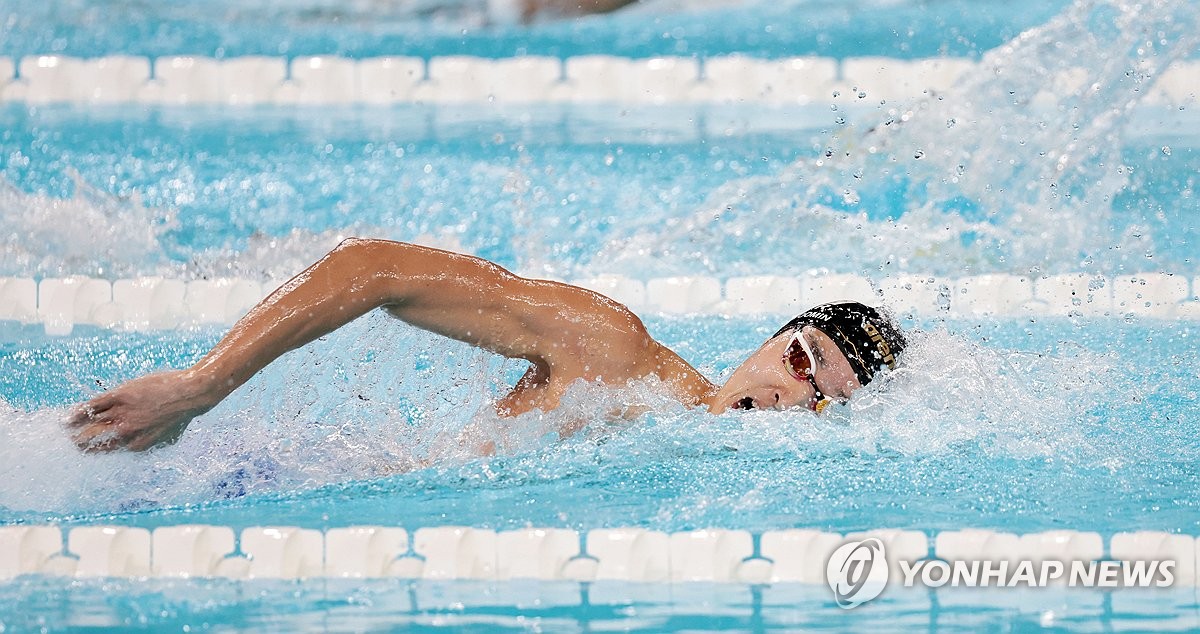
xmin=68 ymin=238 xmax=643 ymax=452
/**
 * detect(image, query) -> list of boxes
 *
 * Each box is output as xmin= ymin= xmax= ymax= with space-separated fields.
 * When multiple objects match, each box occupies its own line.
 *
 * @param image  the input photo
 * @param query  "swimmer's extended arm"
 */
xmin=68 ymin=238 xmax=651 ymax=452
xmin=187 ymin=238 xmax=649 ymax=394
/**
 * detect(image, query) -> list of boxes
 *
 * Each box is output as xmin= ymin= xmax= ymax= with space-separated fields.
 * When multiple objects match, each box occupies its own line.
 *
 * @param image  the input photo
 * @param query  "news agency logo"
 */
xmin=826 ymin=538 xmax=889 ymax=609
xmin=824 ymin=537 xmax=1178 ymax=609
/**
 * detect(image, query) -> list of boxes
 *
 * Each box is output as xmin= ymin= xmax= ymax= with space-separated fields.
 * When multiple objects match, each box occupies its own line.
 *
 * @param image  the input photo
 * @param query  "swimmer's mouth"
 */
xmin=734 ymin=396 xmax=755 ymax=410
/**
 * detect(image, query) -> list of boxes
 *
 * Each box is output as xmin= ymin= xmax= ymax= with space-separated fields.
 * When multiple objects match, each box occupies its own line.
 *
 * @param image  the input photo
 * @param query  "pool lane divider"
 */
xmin=0 ymin=54 xmax=1196 ymax=107
xmin=0 ymin=525 xmax=1196 ymax=585
xmin=0 ymin=273 xmax=1197 ymax=335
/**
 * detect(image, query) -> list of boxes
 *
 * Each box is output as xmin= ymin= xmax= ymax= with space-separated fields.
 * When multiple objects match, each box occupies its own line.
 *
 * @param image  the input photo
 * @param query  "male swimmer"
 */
xmin=67 ymin=239 xmax=907 ymax=452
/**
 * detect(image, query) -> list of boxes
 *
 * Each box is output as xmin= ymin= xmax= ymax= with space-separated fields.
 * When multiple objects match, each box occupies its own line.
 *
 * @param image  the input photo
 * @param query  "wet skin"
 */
xmin=708 ymin=327 xmax=862 ymax=414
xmin=67 ymin=239 xmax=863 ymax=452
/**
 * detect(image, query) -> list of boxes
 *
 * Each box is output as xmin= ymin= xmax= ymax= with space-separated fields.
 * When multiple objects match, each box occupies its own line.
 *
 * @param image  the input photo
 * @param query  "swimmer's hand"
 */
xmin=66 ymin=370 xmax=216 ymax=452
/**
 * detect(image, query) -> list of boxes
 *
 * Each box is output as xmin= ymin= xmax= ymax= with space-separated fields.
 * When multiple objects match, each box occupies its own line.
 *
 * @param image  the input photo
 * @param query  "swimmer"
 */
xmin=66 ymin=239 xmax=907 ymax=452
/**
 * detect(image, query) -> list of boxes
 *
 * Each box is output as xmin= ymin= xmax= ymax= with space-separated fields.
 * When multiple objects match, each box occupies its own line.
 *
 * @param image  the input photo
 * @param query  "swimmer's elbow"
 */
xmin=332 ymin=236 xmax=389 ymax=257
xmin=314 ymin=238 xmax=407 ymax=306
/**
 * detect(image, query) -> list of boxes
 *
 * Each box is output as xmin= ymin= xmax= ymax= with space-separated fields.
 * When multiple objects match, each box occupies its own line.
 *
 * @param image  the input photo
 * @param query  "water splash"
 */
xmin=541 ymin=328 xmax=1120 ymax=463
xmin=0 ymin=171 xmax=468 ymax=281
xmin=0 ymin=315 xmax=1131 ymax=517
xmin=0 ymin=171 xmax=178 ymax=278
xmin=4 ymin=1 xmax=1193 ymax=283
xmin=0 ymin=314 xmax=504 ymax=515
xmin=0 ymin=0 xmax=1190 ymax=523
xmin=412 ymin=327 xmax=1140 ymax=531
xmin=597 ymin=0 xmax=1197 ymax=277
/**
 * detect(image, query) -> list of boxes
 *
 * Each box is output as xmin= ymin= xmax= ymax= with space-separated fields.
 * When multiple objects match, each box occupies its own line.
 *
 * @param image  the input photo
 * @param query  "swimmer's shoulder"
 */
xmin=521 ymin=276 xmax=653 ymax=344
xmin=513 ymin=278 xmax=712 ymax=405
xmin=647 ymin=342 xmax=714 ymax=406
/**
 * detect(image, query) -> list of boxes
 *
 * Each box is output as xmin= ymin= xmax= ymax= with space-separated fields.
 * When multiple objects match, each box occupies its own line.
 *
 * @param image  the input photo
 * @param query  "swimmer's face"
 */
xmin=709 ymin=326 xmax=862 ymax=414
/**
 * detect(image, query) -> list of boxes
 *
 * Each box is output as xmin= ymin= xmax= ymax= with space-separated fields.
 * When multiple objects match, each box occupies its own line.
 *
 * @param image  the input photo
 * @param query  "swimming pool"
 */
xmin=2 ymin=0 xmax=1199 ymax=630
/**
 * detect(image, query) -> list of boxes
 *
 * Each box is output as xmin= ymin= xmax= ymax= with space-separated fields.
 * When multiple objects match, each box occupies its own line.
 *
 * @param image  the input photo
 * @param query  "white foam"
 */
xmin=0 ymin=175 xmax=178 ymax=279
xmin=594 ymin=0 xmax=1199 ymax=279
xmin=837 ymin=328 xmax=1112 ymax=460
xmin=0 ymin=314 xmax=521 ymax=515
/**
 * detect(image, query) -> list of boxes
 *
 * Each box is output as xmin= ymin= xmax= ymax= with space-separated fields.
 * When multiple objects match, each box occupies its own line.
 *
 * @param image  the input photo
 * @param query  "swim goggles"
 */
xmin=783 ymin=330 xmax=831 ymax=413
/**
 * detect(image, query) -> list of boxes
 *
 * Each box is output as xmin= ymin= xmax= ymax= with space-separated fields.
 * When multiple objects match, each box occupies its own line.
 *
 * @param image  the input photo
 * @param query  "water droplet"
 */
xmin=936 ymin=285 xmax=952 ymax=312
xmin=1161 ymin=146 xmax=1172 ymax=156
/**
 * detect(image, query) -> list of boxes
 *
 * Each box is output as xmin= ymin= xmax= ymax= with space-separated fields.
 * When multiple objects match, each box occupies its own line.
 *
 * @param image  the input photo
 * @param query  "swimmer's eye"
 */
xmin=783 ymin=332 xmax=826 ymax=412
xmin=783 ymin=333 xmax=815 ymax=382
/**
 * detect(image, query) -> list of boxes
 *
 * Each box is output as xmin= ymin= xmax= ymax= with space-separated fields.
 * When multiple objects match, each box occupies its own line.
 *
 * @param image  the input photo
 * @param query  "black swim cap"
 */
xmin=773 ymin=301 xmax=906 ymax=386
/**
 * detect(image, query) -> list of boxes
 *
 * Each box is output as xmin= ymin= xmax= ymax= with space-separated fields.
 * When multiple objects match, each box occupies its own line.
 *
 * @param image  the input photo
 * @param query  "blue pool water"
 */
xmin=2 ymin=314 xmax=1198 ymax=537
xmin=2 ymin=0 xmax=1200 ymax=630
xmin=0 ymin=577 xmax=1196 ymax=631
xmin=2 ymin=104 xmax=1198 ymax=280
xmin=0 ymin=0 xmax=1075 ymax=61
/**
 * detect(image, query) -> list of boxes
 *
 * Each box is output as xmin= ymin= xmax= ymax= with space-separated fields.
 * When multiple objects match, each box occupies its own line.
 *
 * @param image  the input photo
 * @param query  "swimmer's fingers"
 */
xmin=65 ymin=407 xmax=91 ymax=429
xmin=72 ymin=417 xmax=183 ymax=453
xmin=87 ymin=391 xmax=119 ymax=412
xmin=71 ymin=405 xmax=150 ymax=452
xmin=71 ymin=419 xmax=127 ymax=453
xmin=66 ymin=407 xmax=102 ymax=431
xmin=66 ymin=393 xmax=119 ymax=428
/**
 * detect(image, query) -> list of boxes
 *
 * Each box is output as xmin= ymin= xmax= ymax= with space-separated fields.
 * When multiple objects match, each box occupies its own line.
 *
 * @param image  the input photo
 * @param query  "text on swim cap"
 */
xmin=861 ymin=322 xmax=896 ymax=367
